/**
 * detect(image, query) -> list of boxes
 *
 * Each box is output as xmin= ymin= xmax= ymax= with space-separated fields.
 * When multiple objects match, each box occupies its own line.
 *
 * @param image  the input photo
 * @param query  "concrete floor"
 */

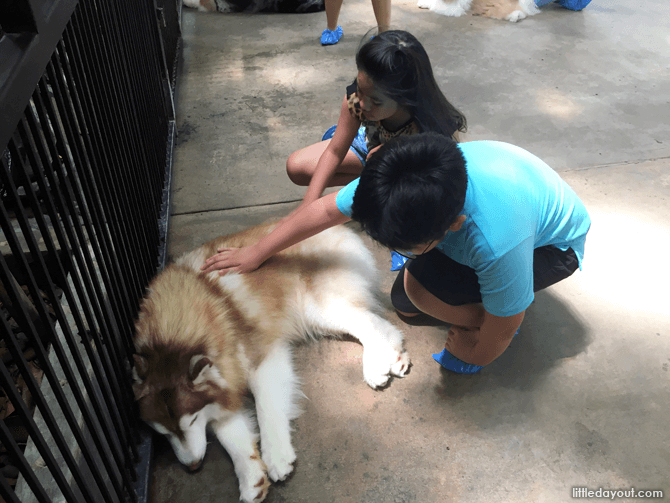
xmin=152 ymin=1 xmax=670 ymax=501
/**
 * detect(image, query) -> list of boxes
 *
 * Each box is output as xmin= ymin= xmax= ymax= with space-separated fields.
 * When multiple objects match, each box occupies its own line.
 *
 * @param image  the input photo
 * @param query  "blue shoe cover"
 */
xmin=432 ymin=327 xmax=520 ymax=374
xmin=555 ymin=0 xmax=591 ymax=10
xmin=535 ymin=0 xmax=591 ymax=9
xmin=320 ymin=26 xmax=343 ymax=45
xmin=432 ymin=349 xmax=484 ymax=374
xmin=390 ymin=251 xmax=408 ymax=271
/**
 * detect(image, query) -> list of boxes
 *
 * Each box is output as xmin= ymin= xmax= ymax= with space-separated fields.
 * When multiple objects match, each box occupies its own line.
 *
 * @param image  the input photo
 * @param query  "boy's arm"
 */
xmin=301 ymin=96 xmax=360 ymax=206
xmin=445 ymin=239 xmax=532 ymax=365
xmin=201 ymin=192 xmax=350 ymax=275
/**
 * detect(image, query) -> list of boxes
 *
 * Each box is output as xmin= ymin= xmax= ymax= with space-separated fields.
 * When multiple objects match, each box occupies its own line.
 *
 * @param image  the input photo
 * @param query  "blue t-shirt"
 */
xmin=336 ymin=141 xmax=591 ymax=317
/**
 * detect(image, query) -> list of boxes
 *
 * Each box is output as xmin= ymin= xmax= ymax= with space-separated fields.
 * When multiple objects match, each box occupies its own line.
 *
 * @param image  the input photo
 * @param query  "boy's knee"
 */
xmin=391 ymin=268 xmax=423 ymax=315
xmin=403 ymin=269 xmax=428 ymax=311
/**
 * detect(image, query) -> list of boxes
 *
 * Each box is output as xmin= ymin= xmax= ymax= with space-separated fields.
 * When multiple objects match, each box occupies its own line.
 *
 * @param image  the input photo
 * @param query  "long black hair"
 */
xmin=356 ymin=30 xmax=467 ymax=137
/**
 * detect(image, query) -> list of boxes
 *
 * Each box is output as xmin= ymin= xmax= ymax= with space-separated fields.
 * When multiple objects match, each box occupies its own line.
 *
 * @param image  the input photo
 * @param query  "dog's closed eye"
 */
xmin=189 ymin=414 xmax=198 ymax=426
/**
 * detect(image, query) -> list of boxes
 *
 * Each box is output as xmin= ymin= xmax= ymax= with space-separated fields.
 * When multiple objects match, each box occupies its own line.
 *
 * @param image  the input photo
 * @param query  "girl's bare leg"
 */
xmin=286 ymin=139 xmax=363 ymax=187
xmin=325 ymin=0 xmax=344 ymax=31
xmin=371 ymin=0 xmax=391 ymax=32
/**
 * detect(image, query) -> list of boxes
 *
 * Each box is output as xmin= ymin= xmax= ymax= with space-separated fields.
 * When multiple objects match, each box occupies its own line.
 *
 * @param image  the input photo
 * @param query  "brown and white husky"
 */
xmin=132 ymin=223 xmax=410 ymax=502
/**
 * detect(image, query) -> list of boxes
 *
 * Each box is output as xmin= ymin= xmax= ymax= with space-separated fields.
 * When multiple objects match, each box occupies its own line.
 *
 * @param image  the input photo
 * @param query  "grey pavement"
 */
xmin=153 ymin=1 xmax=670 ymax=502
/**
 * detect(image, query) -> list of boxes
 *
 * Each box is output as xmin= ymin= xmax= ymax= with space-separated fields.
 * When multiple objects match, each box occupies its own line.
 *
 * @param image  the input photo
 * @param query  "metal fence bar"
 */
xmin=50 ymin=36 xmax=140 ymax=354
xmin=1 ymin=140 xmax=129 ymax=503
xmin=0 ymin=254 xmax=92 ymax=503
xmin=0 ymin=386 xmax=51 ymax=503
xmin=33 ymin=73 xmax=138 ymax=440
xmin=1 ymin=0 xmax=180 ymax=501
xmin=19 ymin=103 xmax=138 ymax=495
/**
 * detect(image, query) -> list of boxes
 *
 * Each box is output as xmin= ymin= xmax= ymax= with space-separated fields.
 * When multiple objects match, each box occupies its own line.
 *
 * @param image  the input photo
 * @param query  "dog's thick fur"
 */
xmin=183 ymin=0 xmax=324 ymax=14
xmin=418 ymin=0 xmax=541 ymax=22
xmin=133 ymin=223 xmax=409 ymax=502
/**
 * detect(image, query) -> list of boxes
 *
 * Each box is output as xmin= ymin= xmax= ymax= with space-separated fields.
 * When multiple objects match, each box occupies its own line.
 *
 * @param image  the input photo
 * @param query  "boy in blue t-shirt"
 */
xmin=337 ymin=133 xmax=590 ymax=373
xmin=202 ymin=133 xmax=590 ymax=374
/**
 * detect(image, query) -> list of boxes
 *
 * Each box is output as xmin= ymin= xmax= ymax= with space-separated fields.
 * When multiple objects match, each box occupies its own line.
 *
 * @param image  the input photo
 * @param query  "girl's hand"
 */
xmin=200 ymin=246 xmax=263 ymax=276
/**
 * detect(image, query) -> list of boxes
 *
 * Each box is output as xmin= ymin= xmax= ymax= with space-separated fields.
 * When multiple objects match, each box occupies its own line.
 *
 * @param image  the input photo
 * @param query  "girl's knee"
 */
xmin=286 ymin=152 xmax=312 ymax=186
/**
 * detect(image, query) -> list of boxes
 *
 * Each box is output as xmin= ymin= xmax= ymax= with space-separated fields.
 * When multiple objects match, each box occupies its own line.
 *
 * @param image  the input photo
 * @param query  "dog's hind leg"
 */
xmin=306 ymin=299 xmax=410 ymax=389
xmin=213 ymin=412 xmax=271 ymax=503
xmin=249 ymin=342 xmax=300 ymax=482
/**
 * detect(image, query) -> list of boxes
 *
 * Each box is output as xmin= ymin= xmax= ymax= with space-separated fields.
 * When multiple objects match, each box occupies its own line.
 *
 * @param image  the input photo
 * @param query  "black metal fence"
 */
xmin=0 ymin=0 xmax=180 ymax=501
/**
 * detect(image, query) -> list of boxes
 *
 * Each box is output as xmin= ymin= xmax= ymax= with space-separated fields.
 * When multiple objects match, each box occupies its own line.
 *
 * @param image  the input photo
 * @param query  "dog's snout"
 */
xmin=188 ymin=459 xmax=203 ymax=472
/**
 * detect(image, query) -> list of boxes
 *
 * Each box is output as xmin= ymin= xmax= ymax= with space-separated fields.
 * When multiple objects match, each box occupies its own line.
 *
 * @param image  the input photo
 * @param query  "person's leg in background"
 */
xmin=320 ymin=0 xmax=391 ymax=45
xmin=320 ymin=0 xmax=344 ymax=45
xmin=371 ymin=0 xmax=391 ymax=32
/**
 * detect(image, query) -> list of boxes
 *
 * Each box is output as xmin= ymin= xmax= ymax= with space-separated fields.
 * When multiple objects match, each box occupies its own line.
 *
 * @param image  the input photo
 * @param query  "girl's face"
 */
xmin=356 ymin=71 xmax=401 ymax=122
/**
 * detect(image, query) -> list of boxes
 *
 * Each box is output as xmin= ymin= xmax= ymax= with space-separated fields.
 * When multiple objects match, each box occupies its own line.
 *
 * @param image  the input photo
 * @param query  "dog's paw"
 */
xmin=363 ymin=346 xmax=409 ymax=389
xmin=506 ymin=9 xmax=527 ymax=21
xmin=390 ymin=351 xmax=411 ymax=377
xmin=213 ymin=0 xmax=236 ymax=12
xmin=240 ymin=474 xmax=271 ymax=503
xmin=417 ymin=0 xmax=433 ymax=9
xmin=238 ymin=453 xmax=271 ymax=503
xmin=195 ymin=0 xmax=218 ymax=11
xmin=262 ymin=444 xmax=296 ymax=482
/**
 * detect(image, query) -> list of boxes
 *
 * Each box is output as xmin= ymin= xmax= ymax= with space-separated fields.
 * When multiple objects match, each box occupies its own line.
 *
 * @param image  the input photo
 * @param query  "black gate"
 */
xmin=0 ymin=0 xmax=180 ymax=501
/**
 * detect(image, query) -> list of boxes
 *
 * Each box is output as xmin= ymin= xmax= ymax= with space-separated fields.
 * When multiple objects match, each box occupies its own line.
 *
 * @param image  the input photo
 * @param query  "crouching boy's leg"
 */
xmin=391 ymin=246 xmax=579 ymax=373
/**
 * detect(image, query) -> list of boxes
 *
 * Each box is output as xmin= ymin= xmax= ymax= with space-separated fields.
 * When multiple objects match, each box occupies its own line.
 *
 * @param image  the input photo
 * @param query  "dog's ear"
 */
xmin=132 ymin=354 xmax=150 ymax=400
xmin=189 ymin=354 xmax=228 ymax=389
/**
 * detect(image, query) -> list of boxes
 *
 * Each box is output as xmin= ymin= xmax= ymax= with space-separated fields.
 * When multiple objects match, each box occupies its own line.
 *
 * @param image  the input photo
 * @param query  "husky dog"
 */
xmin=133 ymin=223 xmax=410 ymax=502
xmin=418 ymin=0 xmax=541 ymax=22
xmin=183 ymin=0 xmax=324 ymax=14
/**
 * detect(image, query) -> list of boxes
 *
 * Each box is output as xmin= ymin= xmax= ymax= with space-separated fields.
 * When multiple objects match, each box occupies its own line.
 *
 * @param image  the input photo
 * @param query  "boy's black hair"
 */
xmin=356 ymin=30 xmax=467 ymax=138
xmin=351 ymin=133 xmax=468 ymax=250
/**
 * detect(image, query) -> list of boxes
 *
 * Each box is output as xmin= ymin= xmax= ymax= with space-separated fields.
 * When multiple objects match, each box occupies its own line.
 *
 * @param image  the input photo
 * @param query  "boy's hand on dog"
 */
xmin=201 ymin=247 xmax=262 ymax=275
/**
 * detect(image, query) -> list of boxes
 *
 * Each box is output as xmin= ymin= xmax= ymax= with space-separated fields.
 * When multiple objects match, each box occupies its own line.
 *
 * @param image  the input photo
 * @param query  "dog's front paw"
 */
xmin=390 ymin=350 xmax=411 ymax=377
xmin=417 ymin=0 xmax=433 ymax=9
xmin=363 ymin=346 xmax=409 ymax=389
xmin=262 ymin=444 xmax=296 ymax=482
xmin=238 ymin=453 xmax=271 ymax=503
xmin=506 ymin=9 xmax=527 ymax=21
xmin=239 ymin=473 xmax=271 ymax=503
xmin=213 ymin=0 xmax=236 ymax=12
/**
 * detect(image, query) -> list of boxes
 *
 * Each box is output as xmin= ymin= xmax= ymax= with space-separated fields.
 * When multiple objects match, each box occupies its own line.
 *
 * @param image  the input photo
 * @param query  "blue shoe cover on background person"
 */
xmin=390 ymin=251 xmax=408 ymax=271
xmin=535 ymin=0 xmax=591 ymax=9
xmin=433 ymin=327 xmax=520 ymax=374
xmin=320 ymin=26 xmax=343 ymax=45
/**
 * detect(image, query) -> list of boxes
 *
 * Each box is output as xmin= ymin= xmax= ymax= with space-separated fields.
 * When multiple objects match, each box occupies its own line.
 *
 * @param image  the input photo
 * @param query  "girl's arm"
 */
xmin=201 ymin=192 xmax=351 ymax=275
xmin=301 ymin=96 xmax=361 ymax=206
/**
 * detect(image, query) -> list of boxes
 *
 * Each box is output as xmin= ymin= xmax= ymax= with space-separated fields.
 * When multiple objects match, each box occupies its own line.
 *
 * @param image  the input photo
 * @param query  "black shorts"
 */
xmin=391 ymin=245 xmax=580 ymax=314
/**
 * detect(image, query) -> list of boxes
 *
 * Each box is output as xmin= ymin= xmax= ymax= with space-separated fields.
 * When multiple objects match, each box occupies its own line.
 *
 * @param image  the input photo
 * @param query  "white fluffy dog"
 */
xmin=418 ymin=0 xmax=542 ymax=22
xmin=133 ymin=223 xmax=409 ymax=502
